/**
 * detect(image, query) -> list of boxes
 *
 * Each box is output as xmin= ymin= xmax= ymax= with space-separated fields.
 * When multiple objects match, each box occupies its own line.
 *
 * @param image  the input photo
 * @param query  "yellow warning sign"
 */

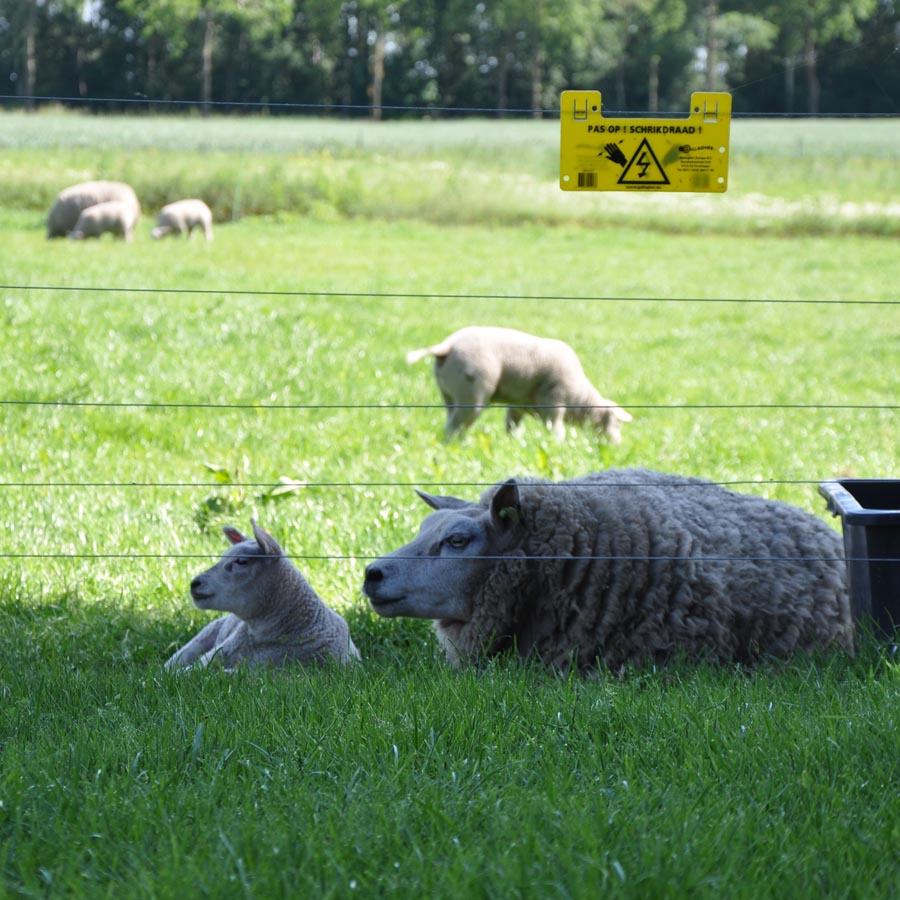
xmin=560 ymin=91 xmax=732 ymax=193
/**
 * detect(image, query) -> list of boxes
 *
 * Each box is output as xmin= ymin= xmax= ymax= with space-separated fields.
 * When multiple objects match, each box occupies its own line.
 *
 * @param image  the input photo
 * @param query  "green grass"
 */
xmin=1 ymin=114 xmax=900 ymax=897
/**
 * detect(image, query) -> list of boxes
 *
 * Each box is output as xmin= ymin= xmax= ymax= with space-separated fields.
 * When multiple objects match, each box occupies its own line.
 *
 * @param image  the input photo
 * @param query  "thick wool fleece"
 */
xmin=440 ymin=469 xmax=852 ymax=671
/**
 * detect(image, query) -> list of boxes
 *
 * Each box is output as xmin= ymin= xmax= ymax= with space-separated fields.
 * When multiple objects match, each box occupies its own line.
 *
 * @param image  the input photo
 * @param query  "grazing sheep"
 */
xmin=68 ymin=200 xmax=139 ymax=242
xmin=406 ymin=326 xmax=632 ymax=442
xmin=363 ymin=468 xmax=853 ymax=672
xmin=166 ymin=520 xmax=360 ymax=670
xmin=151 ymin=199 xmax=214 ymax=241
xmin=47 ymin=180 xmax=140 ymax=238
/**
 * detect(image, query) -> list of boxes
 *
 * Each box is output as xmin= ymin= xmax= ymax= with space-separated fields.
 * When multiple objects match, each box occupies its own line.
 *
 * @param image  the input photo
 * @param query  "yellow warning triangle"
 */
xmin=618 ymin=138 xmax=670 ymax=186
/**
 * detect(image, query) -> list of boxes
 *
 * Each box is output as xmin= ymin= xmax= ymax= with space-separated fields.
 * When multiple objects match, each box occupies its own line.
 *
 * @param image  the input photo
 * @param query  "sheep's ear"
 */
xmin=251 ymin=519 xmax=284 ymax=558
xmin=490 ymin=479 xmax=522 ymax=531
xmin=415 ymin=489 xmax=470 ymax=511
xmin=223 ymin=526 xmax=248 ymax=545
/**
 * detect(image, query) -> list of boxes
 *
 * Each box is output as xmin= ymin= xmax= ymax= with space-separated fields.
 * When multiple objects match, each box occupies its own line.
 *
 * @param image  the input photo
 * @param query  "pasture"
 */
xmin=1 ymin=111 xmax=900 ymax=897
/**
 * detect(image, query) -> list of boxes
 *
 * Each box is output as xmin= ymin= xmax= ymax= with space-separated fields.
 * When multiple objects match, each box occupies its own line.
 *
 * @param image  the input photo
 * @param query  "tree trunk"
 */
xmin=804 ymin=31 xmax=820 ymax=114
xmin=531 ymin=43 xmax=544 ymax=118
xmin=648 ymin=53 xmax=660 ymax=112
xmin=497 ymin=52 xmax=508 ymax=115
xmin=76 ymin=44 xmax=88 ymax=98
xmin=783 ymin=55 xmax=795 ymax=113
xmin=371 ymin=31 xmax=385 ymax=120
xmin=201 ymin=9 xmax=215 ymax=116
xmin=615 ymin=51 xmax=626 ymax=109
xmin=704 ymin=0 xmax=718 ymax=91
xmin=24 ymin=0 xmax=37 ymax=112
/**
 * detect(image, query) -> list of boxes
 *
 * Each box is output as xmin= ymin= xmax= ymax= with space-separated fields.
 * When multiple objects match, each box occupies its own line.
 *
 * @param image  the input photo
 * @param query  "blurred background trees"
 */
xmin=0 ymin=0 xmax=896 ymax=114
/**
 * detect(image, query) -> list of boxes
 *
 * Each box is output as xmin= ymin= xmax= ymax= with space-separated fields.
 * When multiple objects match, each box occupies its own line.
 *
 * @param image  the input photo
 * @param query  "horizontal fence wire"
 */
xmin=1 ymin=553 xmax=895 ymax=563
xmin=0 ymin=479 xmax=852 ymax=489
xmin=3 ymin=285 xmax=899 ymax=305
xmin=2 ymin=94 xmax=899 ymax=118
xmin=1 ymin=401 xmax=896 ymax=412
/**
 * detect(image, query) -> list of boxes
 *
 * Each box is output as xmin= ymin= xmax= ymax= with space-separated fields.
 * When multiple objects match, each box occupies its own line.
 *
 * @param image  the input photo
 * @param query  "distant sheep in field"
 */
xmin=166 ymin=520 xmax=360 ymax=670
xmin=151 ymin=199 xmax=214 ymax=241
xmin=363 ymin=468 xmax=853 ymax=672
xmin=47 ymin=180 xmax=140 ymax=239
xmin=406 ymin=326 xmax=632 ymax=442
xmin=68 ymin=200 xmax=139 ymax=242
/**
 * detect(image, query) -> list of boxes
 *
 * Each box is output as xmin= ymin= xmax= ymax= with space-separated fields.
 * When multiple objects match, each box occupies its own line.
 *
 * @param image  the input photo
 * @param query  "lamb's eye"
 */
xmin=234 ymin=557 xmax=250 ymax=567
xmin=445 ymin=534 xmax=470 ymax=549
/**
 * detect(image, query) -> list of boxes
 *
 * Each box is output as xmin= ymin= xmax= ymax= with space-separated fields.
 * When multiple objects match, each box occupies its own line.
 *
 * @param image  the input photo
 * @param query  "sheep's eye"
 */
xmin=445 ymin=534 xmax=470 ymax=549
xmin=234 ymin=557 xmax=250 ymax=567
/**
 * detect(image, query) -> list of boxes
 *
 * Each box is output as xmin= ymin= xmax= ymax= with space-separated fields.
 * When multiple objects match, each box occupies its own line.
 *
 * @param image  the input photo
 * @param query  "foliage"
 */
xmin=0 ymin=0 xmax=897 ymax=114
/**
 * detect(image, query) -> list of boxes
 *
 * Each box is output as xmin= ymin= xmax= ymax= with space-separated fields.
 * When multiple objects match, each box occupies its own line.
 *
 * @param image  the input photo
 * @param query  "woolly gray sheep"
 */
xmin=166 ymin=520 xmax=360 ymax=670
xmin=406 ymin=326 xmax=632 ymax=442
xmin=47 ymin=180 xmax=140 ymax=238
xmin=151 ymin=199 xmax=214 ymax=241
xmin=68 ymin=200 xmax=139 ymax=242
xmin=363 ymin=468 xmax=853 ymax=672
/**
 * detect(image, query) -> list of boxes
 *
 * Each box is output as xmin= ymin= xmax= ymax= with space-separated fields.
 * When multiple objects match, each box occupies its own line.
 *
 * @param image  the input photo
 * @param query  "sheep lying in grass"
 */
xmin=363 ymin=468 xmax=853 ymax=672
xmin=166 ymin=520 xmax=360 ymax=670
xmin=47 ymin=180 xmax=140 ymax=238
xmin=406 ymin=326 xmax=632 ymax=442
xmin=151 ymin=199 xmax=214 ymax=241
xmin=68 ymin=200 xmax=139 ymax=242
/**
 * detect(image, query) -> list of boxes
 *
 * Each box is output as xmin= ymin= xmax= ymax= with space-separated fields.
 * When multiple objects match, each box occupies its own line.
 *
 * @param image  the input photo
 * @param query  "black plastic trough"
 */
xmin=819 ymin=479 xmax=900 ymax=637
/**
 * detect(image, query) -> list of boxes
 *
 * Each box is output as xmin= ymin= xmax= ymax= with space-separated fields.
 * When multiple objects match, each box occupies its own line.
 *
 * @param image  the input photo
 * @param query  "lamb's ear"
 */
xmin=251 ymin=519 xmax=285 ymax=558
xmin=415 ymin=489 xmax=471 ymax=511
xmin=223 ymin=526 xmax=248 ymax=545
xmin=490 ymin=479 xmax=522 ymax=531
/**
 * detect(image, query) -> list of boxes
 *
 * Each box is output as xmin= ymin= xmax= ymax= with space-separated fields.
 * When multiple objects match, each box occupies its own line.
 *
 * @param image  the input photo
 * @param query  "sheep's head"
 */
xmin=363 ymin=480 xmax=523 ymax=625
xmin=190 ymin=520 xmax=287 ymax=621
xmin=590 ymin=399 xmax=633 ymax=444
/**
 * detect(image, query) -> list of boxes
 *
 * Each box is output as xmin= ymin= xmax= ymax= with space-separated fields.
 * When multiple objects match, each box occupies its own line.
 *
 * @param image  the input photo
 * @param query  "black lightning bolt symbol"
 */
xmin=637 ymin=152 xmax=650 ymax=178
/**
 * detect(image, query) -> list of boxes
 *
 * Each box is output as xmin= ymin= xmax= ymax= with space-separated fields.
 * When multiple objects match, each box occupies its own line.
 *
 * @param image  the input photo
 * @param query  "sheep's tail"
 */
xmin=405 ymin=340 xmax=453 ymax=365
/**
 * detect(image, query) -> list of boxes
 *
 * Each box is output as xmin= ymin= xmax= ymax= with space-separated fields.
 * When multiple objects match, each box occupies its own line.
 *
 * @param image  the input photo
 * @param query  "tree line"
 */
xmin=1 ymin=0 xmax=898 ymax=117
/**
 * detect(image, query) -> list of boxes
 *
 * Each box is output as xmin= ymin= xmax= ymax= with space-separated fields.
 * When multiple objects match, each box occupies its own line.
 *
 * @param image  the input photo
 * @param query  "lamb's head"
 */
xmin=590 ymin=398 xmax=633 ymax=444
xmin=190 ymin=520 xmax=291 ymax=621
xmin=363 ymin=480 xmax=524 ymax=625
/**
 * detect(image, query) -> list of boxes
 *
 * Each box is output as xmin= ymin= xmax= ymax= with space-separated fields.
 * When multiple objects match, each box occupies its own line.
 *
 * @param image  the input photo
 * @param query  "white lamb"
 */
xmin=166 ymin=520 xmax=360 ymax=670
xmin=406 ymin=326 xmax=632 ymax=442
xmin=47 ymin=180 xmax=140 ymax=238
xmin=68 ymin=200 xmax=139 ymax=242
xmin=151 ymin=199 xmax=214 ymax=241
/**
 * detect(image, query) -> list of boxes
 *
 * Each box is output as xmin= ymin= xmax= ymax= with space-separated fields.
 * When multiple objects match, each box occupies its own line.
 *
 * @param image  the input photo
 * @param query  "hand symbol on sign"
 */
xmin=603 ymin=143 xmax=627 ymax=167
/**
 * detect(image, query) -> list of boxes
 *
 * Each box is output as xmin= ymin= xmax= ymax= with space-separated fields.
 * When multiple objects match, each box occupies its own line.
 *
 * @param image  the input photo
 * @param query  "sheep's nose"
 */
xmin=190 ymin=575 xmax=203 ymax=592
xmin=364 ymin=563 xmax=384 ymax=584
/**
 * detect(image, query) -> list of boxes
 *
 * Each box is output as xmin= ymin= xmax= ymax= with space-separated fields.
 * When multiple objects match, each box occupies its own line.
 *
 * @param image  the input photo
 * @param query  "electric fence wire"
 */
xmin=2 ymin=285 xmax=899 ymax=305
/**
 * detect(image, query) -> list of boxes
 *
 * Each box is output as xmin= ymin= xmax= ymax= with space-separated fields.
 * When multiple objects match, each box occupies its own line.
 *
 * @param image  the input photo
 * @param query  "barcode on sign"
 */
xmin=577 ymin=172 xmax=597 ymax=187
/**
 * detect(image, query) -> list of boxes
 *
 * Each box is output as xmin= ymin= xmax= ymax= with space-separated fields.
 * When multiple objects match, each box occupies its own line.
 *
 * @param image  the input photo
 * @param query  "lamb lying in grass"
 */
xmin=363 ymin=468 xmax=853 ymax=672
xmin=47 ymin=180 xmax=140 ymax=238
xmin=68 ymin=199 xmax=139 ymax=242
xmin=151 ymin=199 xmax=214 ymax=241
xmin=166 ymin=520 xmax=360 ymax=670
xmin=406 ymin=326 xmax=632 ymax=442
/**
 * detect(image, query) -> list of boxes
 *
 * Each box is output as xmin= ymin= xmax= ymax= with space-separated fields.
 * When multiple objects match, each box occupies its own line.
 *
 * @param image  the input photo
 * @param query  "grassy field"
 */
xmin=1 ymin=112 xmax=899 ymax=897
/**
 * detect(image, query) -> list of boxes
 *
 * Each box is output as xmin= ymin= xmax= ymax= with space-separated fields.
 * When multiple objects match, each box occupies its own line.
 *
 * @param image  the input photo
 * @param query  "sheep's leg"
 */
xmin=545 ymin=408 xmax=567 ymax=441
xmin=164 ymin=617 xmax=228 ymax=670
xmin=444 ymin=404 xmax=483 ymax=440
xmin=505 ymin=407 xmax=525 ymax=433
xmin=197 ymin=624 xmax=251 ymax=670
